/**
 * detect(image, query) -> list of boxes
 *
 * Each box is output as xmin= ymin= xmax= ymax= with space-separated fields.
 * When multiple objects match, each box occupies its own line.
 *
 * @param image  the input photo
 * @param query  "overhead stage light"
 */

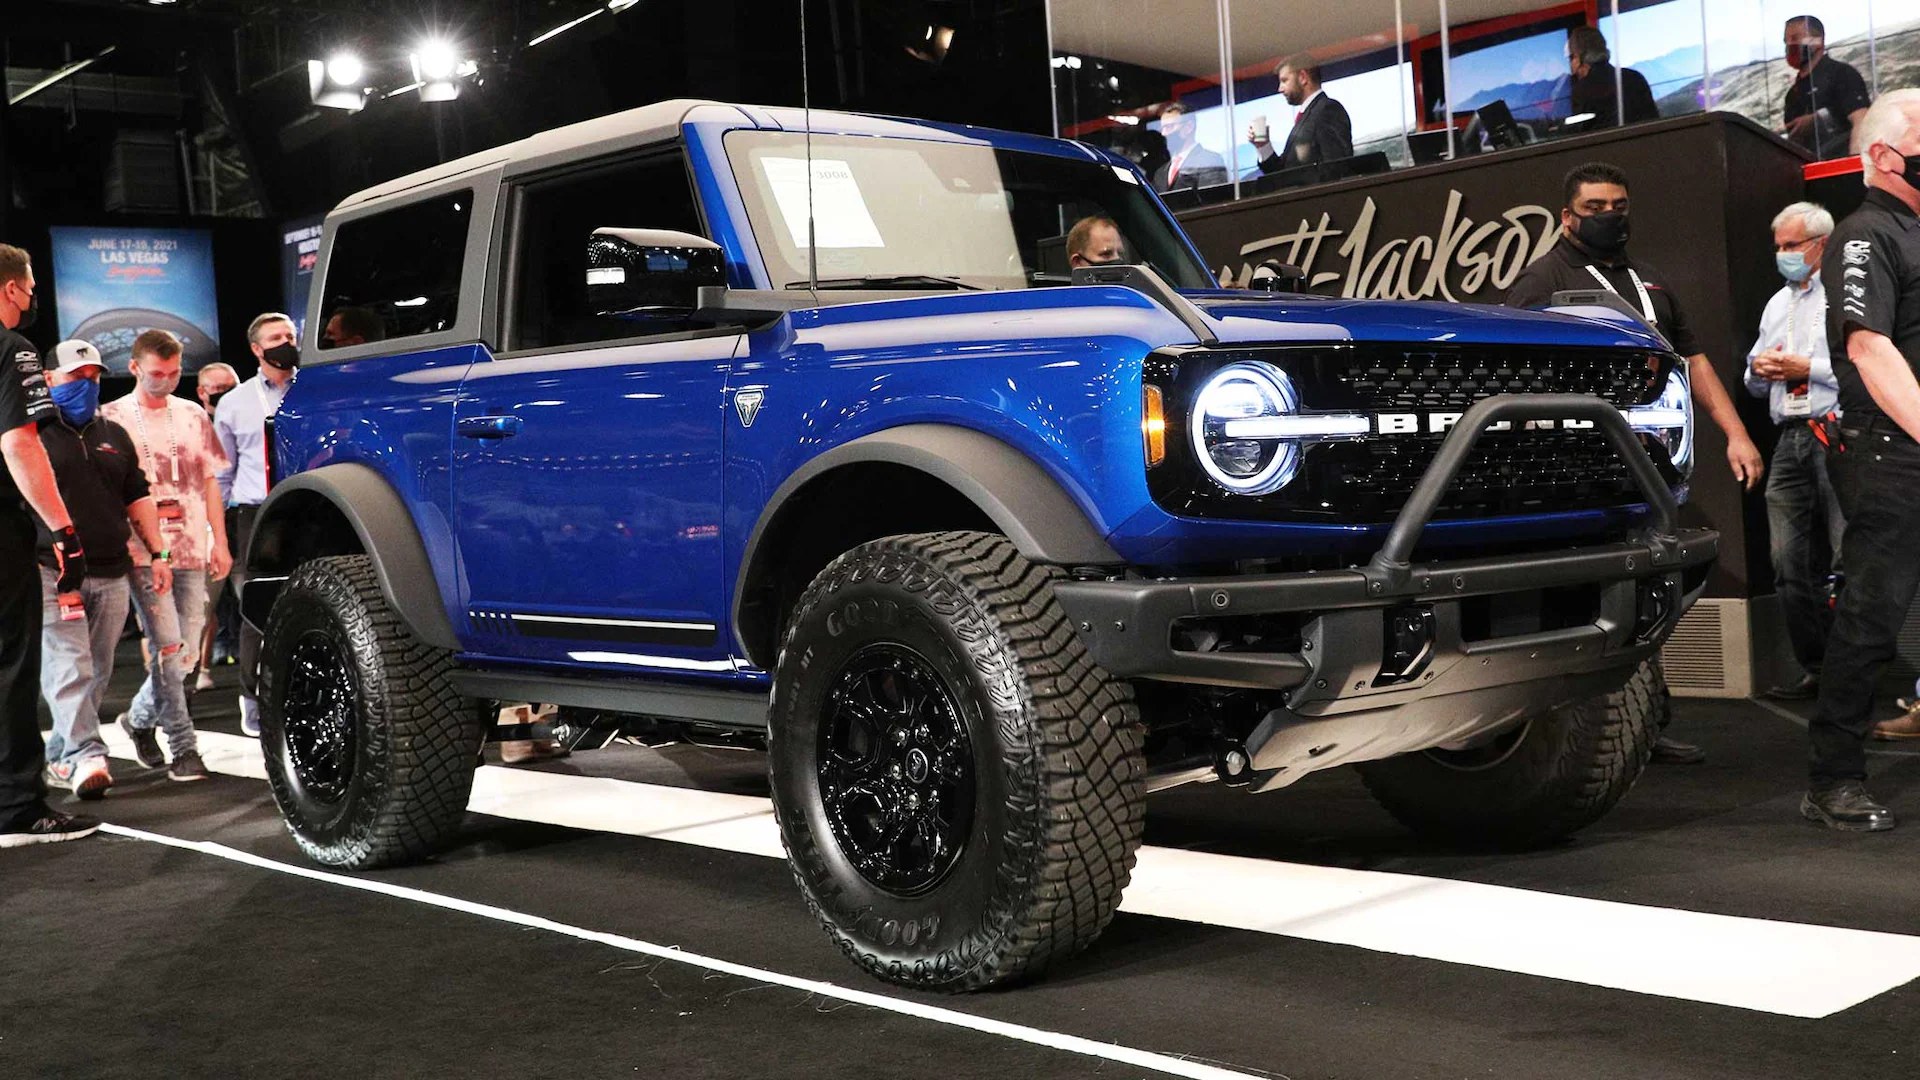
xmin=409 ymin=39 xmax=469 ymax=102
xmin=308 ymin=52 xmax=367 ymax=112
xmin=325 ymin=53 xmax=363 ymax=88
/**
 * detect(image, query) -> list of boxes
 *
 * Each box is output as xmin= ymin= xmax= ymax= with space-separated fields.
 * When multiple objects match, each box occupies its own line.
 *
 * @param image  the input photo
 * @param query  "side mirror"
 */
xmin=1251 ymin=259 xmax=1309 ymax=294
xmin=586 ymin=228 xmax=726 ymax=319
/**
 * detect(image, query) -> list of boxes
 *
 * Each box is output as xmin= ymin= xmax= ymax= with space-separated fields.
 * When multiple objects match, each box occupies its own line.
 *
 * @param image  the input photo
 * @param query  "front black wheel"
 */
xmin=259 ymin=555 xmax=484 ymax=869
xmin=769 ymin=532 xmax=1145 ymax=991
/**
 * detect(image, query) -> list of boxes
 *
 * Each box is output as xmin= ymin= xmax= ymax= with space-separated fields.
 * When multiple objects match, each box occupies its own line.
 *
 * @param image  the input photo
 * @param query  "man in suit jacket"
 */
xmin=1250 ymin=54 xmax=1354 ymax=173
xmin=1566 ymin=26 xmax=1659 ymax=127
xmin=1152 ymin=103 xmax=1228 ymax=193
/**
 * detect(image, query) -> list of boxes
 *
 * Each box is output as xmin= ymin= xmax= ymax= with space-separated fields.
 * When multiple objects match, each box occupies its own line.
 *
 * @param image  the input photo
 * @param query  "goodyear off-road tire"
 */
xmin=1356 ymin=656 xmax=1661 ymax=847
xmin=259 ymin=555 xmax=484 ymax=869
xmin=769 ymin=531 xmax=1145 ymax=991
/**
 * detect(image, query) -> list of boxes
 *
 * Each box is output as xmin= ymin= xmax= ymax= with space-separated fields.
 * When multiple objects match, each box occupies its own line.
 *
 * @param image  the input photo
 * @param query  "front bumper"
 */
xmin=1052 ymin=393 xmax=1720 ymax=787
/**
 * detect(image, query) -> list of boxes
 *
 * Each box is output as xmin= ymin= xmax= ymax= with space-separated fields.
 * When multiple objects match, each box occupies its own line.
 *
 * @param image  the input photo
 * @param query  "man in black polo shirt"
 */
xmin=35 ymin=340 xmax=173 ymax=802
xmin=0 ymin=243 xmax=95 ymax=847
xmin=1783 ymin=16 xmax=1871 ymax=161
xmin=1507 ymin=161 xmax=1765 ymax=766
xmin=1802 ymin=89 xmax=1920 ymax=832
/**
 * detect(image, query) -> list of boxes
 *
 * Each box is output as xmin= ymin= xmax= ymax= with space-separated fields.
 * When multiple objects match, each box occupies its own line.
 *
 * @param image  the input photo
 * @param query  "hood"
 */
xmin=1180 ymin=290 xmax=1670 ymax=351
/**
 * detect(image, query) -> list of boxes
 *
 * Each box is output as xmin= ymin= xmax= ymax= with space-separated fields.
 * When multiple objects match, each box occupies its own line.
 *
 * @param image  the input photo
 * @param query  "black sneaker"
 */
xmin=167 ymin=752 xmax=210 ymax=783
xmin=0 ymin=809 xmax=101 ymax=849
xmin=1801 ymin=782 xmax=1898 ymax=832
xmin=119 ymin=713 xmax=165 ymax=769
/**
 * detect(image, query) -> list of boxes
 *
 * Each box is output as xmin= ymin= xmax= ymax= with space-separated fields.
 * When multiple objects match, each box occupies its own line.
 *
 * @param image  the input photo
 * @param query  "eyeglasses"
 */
xmin=1777 ymin=236 xmax=1823 ymax=251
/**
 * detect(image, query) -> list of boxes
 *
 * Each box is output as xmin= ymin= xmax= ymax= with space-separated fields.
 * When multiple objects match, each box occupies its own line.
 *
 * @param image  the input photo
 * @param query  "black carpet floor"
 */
xmin=5 ymin=646 xmax=1920 ymax=1079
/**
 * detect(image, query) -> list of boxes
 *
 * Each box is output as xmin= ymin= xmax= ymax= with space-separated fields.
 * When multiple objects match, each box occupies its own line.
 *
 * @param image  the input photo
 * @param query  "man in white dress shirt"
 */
xmin=214 ymin=312 xmax=299 ymax=736
xmin=1745 ymin=202 xmax=1843 ymax=701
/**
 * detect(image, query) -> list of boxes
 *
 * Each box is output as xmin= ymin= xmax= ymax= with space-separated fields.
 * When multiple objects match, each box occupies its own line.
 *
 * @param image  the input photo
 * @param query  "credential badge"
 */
xmin=734 ymin=388 xmax=765 ymax=428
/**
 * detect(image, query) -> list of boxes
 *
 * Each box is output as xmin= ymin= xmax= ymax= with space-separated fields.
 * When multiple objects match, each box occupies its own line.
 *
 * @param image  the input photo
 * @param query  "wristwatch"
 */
xmin=154 ymin=549 xmax=172 ymax=562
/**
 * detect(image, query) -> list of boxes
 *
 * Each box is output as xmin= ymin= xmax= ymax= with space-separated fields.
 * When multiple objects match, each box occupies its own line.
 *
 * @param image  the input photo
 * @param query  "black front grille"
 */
xmin=1317 ymin=429 xmax=1652 ymax=518
xmin=1143 ymin=344 xmax=1681 ymax=526
xmin=1329 ymin=349 xmax=1662 ymax=411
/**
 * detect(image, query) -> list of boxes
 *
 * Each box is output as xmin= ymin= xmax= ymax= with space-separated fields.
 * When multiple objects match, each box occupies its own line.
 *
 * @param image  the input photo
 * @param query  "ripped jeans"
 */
xmin=127 ymin=566 xmax=209 ymax=760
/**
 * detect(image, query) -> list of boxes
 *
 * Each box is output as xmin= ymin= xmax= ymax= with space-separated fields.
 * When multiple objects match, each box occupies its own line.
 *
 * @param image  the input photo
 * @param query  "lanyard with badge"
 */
xmin=1584 ymin=264 xmax=1657 ymax=324
xmin=1778 ymin=286 xmax=1816 ymax=417
xmin=131 ymin=400 xmax=188 ymax=537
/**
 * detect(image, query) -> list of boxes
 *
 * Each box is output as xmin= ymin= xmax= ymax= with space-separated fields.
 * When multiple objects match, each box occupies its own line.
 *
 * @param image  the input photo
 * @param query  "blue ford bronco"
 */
xmin=245 ymin=100 xmax=1714 ymax=990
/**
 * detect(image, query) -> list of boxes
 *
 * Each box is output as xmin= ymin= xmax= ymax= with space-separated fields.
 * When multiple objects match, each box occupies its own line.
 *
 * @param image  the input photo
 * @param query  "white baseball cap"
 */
xmin=51 ymin=340 xmax=105 ymax=376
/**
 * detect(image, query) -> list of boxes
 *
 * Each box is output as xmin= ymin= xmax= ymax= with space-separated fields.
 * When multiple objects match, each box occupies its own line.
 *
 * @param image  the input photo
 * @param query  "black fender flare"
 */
xmin=731 ymin=424 xmax=1122 ymax=657
xmin=244 ymin=463 xmax=462 ymax=651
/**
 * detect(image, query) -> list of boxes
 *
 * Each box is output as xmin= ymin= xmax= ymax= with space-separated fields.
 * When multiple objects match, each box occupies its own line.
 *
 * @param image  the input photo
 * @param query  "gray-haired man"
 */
xmin=1745 ymin=201 xmax=1843 ymax=701
xmin=213 ymin=313 xmax=300 ymax=736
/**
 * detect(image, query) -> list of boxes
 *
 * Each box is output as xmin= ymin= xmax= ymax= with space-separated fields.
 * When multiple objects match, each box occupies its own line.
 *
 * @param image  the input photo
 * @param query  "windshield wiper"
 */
xmin=786 ymin=274 xmax=984 ymax=291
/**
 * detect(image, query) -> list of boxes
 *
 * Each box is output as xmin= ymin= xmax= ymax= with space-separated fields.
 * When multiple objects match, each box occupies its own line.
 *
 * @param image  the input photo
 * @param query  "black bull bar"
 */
xmin=1051 ymin=393 xmax=1719 ymax=692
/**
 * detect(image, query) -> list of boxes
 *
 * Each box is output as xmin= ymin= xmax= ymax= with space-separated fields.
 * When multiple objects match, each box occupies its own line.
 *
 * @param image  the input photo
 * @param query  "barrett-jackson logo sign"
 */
xmin=1213 ymin=189 xmax=1561 ymax=303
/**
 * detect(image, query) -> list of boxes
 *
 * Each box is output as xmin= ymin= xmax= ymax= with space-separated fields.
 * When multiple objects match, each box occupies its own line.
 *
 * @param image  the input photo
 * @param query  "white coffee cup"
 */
xmin=1250 ymin=114 xmax=1269 ymax=143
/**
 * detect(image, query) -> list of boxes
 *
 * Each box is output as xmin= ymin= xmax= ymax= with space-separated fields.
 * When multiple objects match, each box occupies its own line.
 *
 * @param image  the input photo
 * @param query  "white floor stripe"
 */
xmin=97 ymin=823 xmax=1266 ymax=1080
xmin=105 ymin=728 xmax=1920 ymax=1018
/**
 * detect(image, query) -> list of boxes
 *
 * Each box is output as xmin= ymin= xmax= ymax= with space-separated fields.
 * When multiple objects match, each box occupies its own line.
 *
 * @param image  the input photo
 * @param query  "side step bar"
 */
xmin=449 ymin=669 xmax=769 ymax=730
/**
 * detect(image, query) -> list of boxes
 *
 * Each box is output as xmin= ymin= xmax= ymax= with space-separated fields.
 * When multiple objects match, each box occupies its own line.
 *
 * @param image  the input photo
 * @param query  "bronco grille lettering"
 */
xmin=1372 ymin=412 xmax=1599 ymax=434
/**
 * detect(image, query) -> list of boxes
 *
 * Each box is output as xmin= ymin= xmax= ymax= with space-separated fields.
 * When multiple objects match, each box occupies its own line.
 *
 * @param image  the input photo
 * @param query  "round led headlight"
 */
xmin=1190 ymin=362 xmax=1303 ymax=495
xmin=1625 ymin=368 xmax=1693 ymax=478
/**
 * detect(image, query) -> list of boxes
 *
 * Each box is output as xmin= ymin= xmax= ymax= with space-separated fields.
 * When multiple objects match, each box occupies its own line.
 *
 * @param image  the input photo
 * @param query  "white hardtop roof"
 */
xmin=331 ymin=99 xmax=1059 ymax=215
xmin=335 ymin=98 xmax=733 ymax=210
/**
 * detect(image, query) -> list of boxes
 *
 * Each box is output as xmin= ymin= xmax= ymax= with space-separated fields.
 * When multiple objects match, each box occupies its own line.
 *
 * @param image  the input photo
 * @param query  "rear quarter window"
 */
xmin=318 ymin=191 xmax=472 ymax=350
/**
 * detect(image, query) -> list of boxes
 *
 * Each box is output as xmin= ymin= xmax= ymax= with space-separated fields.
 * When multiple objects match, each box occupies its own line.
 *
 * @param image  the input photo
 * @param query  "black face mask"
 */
xmin=9 ymin=285 xmax=37 ymax=331
xmin=260 ymin=342 xmax=300 ymax=371
xmin=1572 ymin=209 xmax=1631 ymax=256
xmin=206 ymin=389 xmax=232 ymax=412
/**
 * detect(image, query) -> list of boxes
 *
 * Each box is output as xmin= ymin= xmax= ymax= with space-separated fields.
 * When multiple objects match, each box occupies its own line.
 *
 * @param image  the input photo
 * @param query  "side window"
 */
xmin=509 ymin=154 xmax=706 ymax=351
xmin=318 ymin=191 xmax=471 ymax=350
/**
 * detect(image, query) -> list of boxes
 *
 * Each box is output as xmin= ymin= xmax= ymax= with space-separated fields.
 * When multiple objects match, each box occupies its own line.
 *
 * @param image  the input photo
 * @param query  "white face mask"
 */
xmin=138 ymin=370 xmax=181 ymax=398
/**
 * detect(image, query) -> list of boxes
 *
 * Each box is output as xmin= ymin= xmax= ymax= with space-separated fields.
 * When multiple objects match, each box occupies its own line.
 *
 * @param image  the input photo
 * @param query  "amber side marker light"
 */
xmin=1143 ymin=384 xmax=1166 ymax=467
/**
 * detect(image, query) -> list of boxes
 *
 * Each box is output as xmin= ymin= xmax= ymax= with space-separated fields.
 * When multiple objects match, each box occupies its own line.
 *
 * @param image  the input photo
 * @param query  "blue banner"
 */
xmin=49 ymin=226 xmax=222 ymax=375
xmin=281 ymin=214 xmax=326 ymax=341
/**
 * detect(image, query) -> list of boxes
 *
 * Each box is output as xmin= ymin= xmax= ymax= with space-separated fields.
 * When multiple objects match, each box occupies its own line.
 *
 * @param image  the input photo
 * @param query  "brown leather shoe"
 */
xmin=1873 ymin=705 xmax=1920 ymax=740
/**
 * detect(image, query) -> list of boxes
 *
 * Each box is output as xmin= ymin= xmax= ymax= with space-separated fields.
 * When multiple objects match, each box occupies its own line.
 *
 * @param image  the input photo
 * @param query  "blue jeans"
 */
xmin=128 ymin=566 xmax=208 ymax=759
xmin=39 ymin=569 xmax=131 ymax=768
xmin=1765 ymin=425 xmax=1846 ymax=673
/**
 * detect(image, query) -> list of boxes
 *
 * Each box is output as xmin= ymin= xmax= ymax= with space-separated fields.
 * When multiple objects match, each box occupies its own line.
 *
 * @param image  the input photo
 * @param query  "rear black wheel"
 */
xmin=769 ymin=531 xmax=1145 ymax=991
xmin=259 ymin=555 xmax=484 ymax=869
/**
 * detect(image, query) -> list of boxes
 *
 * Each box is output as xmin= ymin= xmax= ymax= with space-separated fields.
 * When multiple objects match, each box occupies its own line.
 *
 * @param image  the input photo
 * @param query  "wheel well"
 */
xmin=735 ymin=463 xmax=997 ymax=669
xmin=251 ymin=490 xmax=366 ymax=574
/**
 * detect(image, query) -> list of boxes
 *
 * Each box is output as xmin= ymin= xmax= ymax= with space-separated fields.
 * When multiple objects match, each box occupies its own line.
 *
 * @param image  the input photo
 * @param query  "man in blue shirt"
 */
xmin=213 ymin=311 xmax=299 ymax=736
xmin=1745 ymin=202 xmax=1843 ymax=702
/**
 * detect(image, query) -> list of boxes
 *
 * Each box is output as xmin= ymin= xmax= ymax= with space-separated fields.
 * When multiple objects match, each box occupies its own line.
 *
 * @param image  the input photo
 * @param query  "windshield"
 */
xmin=724 ymin=130 xmax=1214 ymax=292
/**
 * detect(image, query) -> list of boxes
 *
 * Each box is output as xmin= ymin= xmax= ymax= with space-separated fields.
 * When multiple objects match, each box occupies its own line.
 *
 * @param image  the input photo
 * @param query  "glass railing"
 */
xmin=1047 ymin=0 xmax=1919 ymax=203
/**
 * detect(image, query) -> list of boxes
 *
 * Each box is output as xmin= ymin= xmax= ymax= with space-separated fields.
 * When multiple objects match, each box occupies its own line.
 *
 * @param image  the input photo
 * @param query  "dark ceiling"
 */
xmin=4 ymin=0 xmax=1052 ymax=222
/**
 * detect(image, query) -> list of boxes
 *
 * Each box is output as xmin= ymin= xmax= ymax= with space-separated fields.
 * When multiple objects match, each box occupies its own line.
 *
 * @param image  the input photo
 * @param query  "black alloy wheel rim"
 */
xmin=282 ymin=631 xmax=358 ymax=804
xmin=817 ymin=643 xmax=975 ymax=897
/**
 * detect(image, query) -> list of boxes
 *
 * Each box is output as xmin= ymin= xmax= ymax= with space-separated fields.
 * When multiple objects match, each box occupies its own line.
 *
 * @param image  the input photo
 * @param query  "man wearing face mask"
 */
xmin=101 ymin=330 xmax=229 ymax=781
xmin=214 ymin=313 xmax=298 ymax=736
xmin=1801 ymin=90 xmax=1920 ymax=829
xmin=0 ymin=244 xmax=98 ymax=846
xmin=1782 ymin=16 xmax=1870 ymax=161
xmin=1506 ymin=161 xmax=1765 ymax=766
xmin=1744 ymin=202 xmax=1843 ymax=703
xmin=36 ymin=340 xmax=174 ymax=800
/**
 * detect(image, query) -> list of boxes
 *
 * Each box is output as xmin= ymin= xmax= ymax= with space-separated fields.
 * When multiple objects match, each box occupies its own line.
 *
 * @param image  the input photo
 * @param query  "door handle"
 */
xmin=457 ymin=415 xmax=523 ymax=439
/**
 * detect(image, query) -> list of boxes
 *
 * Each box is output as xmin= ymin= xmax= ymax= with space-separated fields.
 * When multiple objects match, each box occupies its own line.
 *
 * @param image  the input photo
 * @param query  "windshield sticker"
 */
xmin=1112 ymin=165 xmax=1139 ymax=186
xmin=761 ymin=157 xmax=885 ymax=249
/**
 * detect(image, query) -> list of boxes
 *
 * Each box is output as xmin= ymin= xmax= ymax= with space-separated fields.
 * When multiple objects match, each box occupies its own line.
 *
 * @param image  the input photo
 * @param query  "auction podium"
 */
xmin=1176 ymin=113 xmax=1823 ymax=697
